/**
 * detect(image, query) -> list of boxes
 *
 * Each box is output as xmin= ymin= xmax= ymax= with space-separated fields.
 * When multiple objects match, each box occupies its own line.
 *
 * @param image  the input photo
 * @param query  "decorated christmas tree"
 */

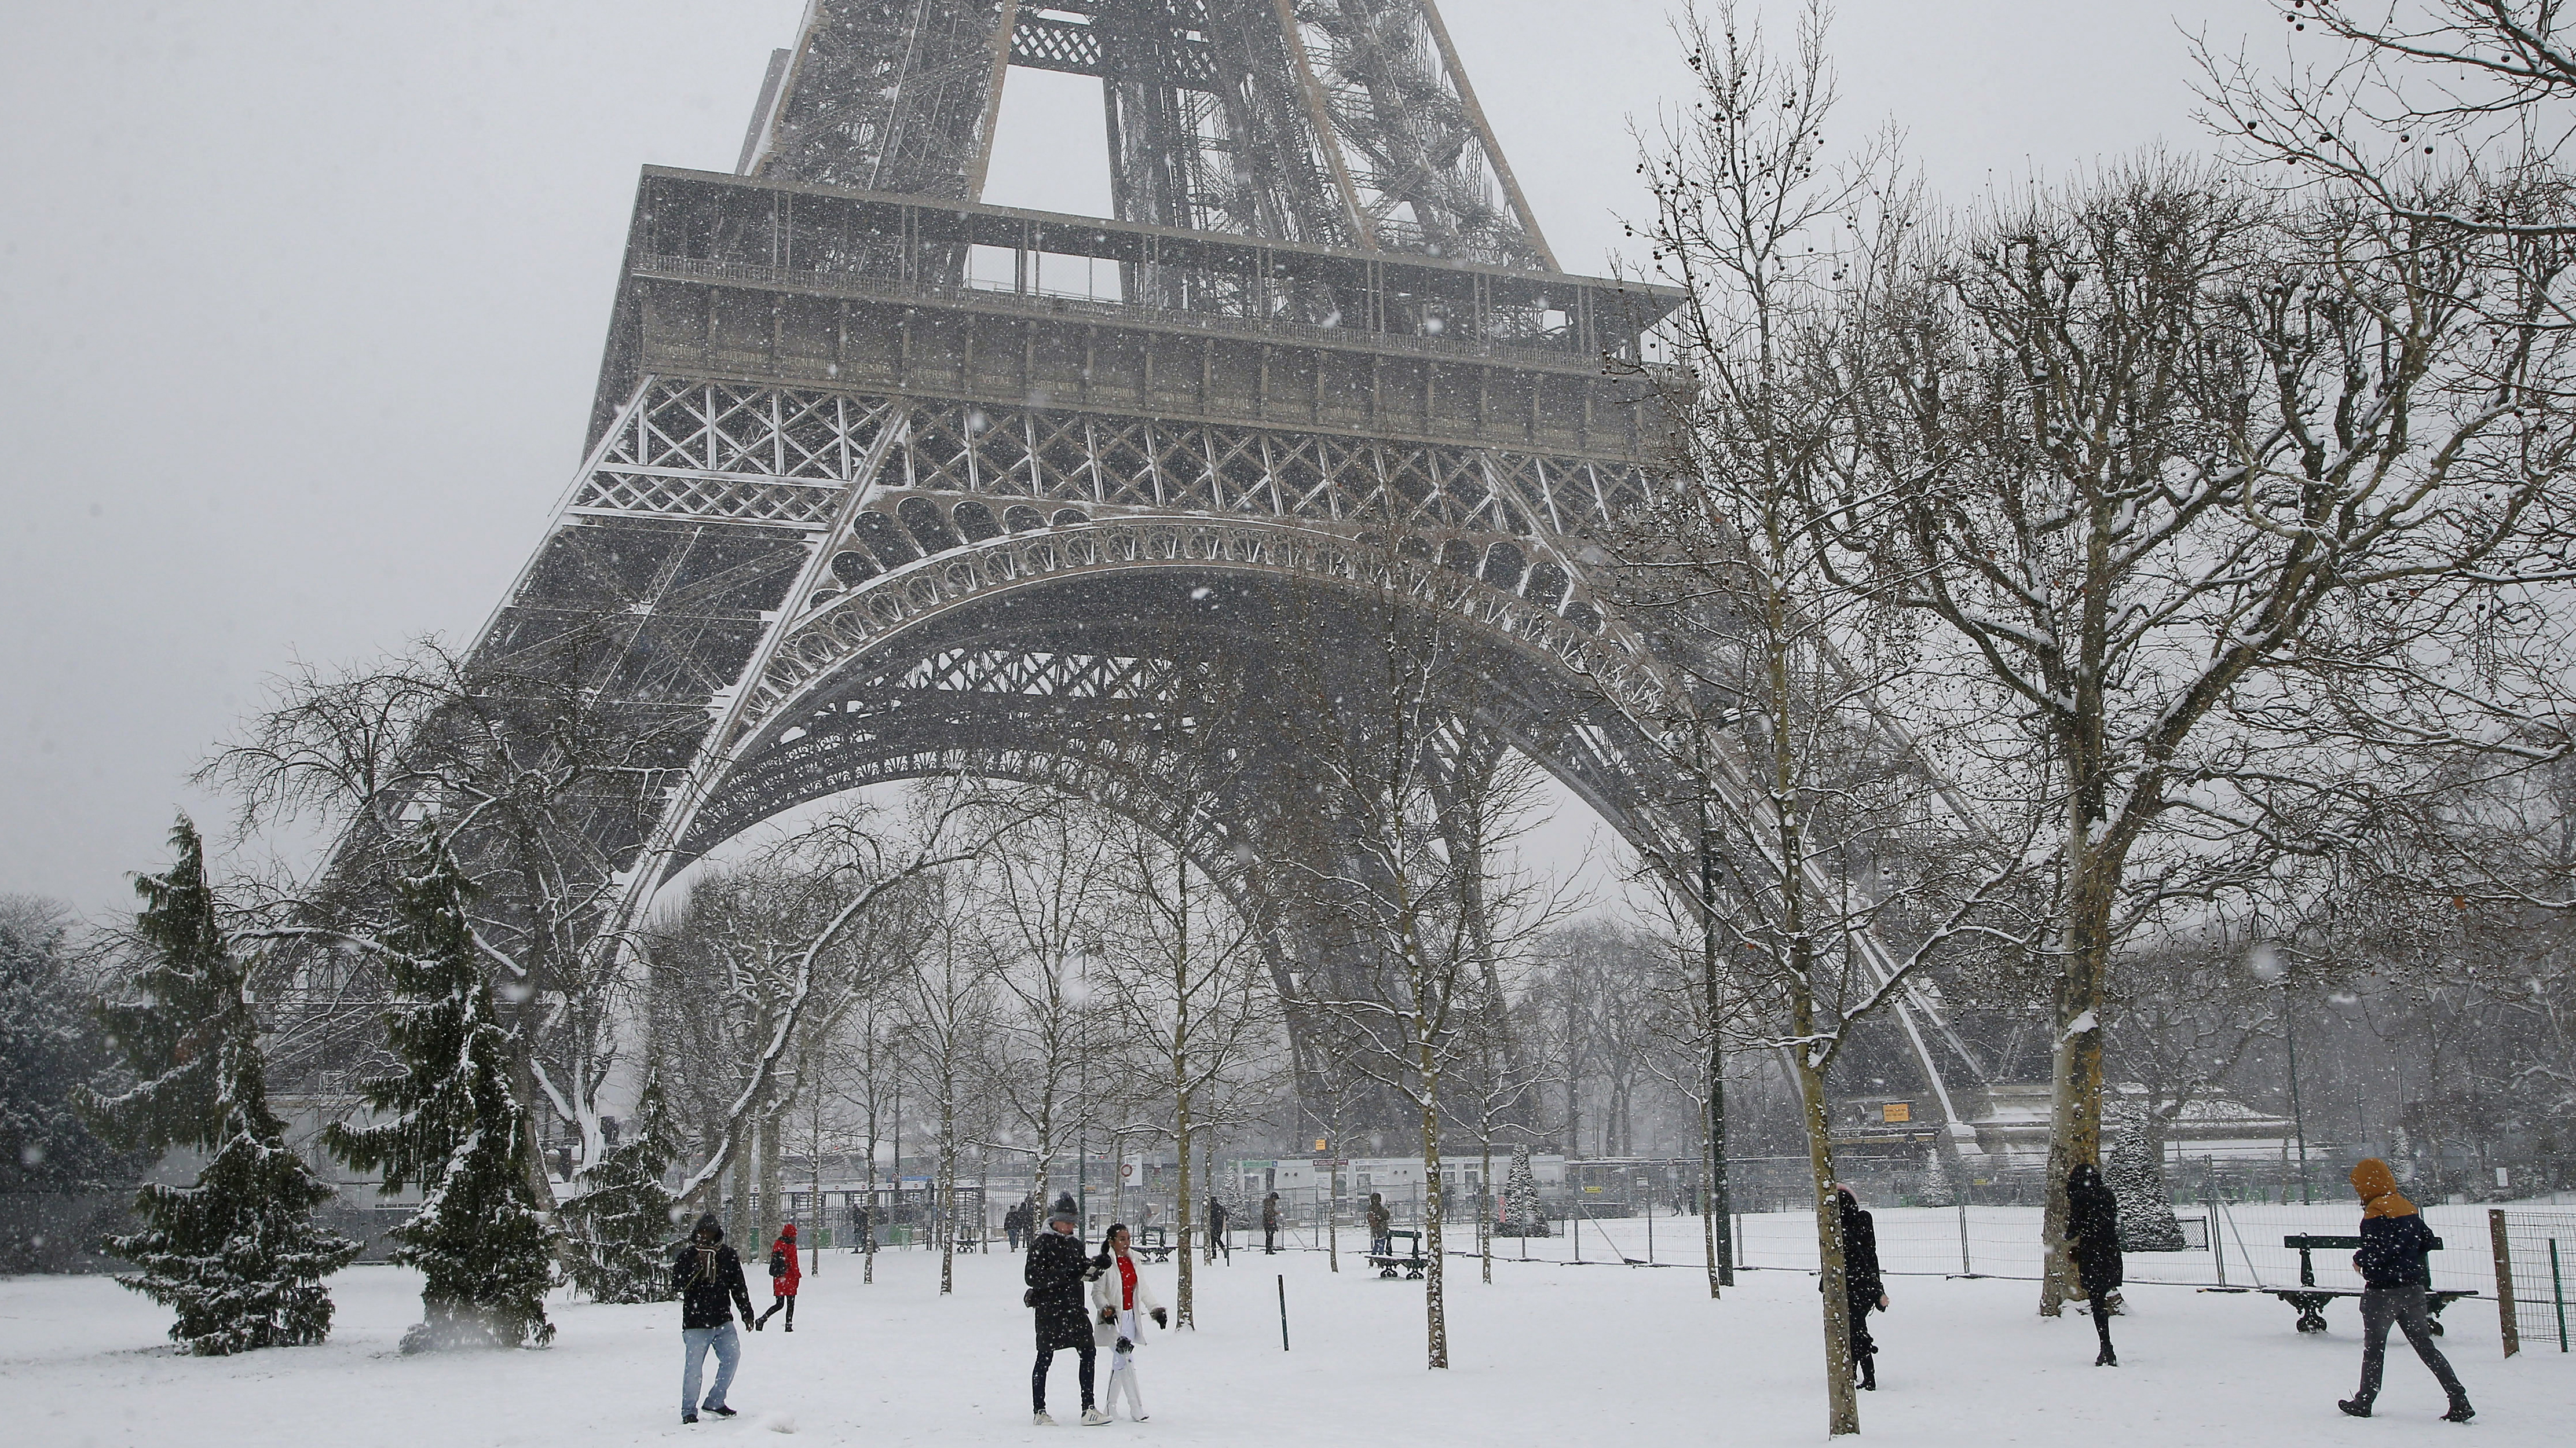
xmin=2109 ymin=1126 xmax=2187 ymax=1251
xmin=325 ymin=838 xmax=556 ymax=1351
xmin=1915 ymin=1144 xmax=1960 ymax=1207
xmin=82 ymin=816 xmax=361 ymax=1355
xmin=563 ymin=1073 xmax=680 ymax=1303
xmin=1498 ymin=1142 xmax=1550 ymax=1236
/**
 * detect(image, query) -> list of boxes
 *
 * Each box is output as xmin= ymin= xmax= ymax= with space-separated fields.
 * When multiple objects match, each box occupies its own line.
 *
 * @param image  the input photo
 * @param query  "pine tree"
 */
xmin=1499 ymin=1143 xmax=1549 ymax=1236
xmin=563 ymin=1073 xmax=680 ymax=1303
xmin=2109 ymin=1126 xmax=2187 ymax=1251
xmin=1916 ymin=1146 xmax=1959 ymax=1208
xmin=325 ymin=838 xmax=556 ymax=1351
xmin=81 ymin=816 xmax=361 ymax=1355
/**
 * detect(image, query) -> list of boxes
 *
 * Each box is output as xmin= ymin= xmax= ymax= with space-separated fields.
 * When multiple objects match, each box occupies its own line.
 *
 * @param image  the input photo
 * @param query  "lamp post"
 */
xmin=2252 ymin=943 xmax=2311 ymax=1204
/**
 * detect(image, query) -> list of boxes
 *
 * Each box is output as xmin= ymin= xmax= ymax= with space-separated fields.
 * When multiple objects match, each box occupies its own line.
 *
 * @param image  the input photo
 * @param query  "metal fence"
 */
xmin=2491 ymin=1208 xmax=2576 ymax=1354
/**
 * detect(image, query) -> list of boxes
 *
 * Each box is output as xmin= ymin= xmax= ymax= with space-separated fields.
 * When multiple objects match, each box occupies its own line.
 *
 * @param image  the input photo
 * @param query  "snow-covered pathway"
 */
xmin=6 ymin=1238 xmax=2564 ymax=1446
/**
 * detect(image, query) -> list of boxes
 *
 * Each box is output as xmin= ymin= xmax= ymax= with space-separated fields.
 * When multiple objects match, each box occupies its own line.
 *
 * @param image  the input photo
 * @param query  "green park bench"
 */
xmin=1367 ymin=1229 xmax=1428 ymax=1280
xmin=2205 ymin=1234 xmax=2478 ymax=1334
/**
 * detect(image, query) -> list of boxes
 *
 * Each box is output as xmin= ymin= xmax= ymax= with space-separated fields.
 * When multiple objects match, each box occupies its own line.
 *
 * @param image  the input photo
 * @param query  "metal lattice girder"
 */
xmin=747 ymin=0 xmax=1013 ymax=197
xmin=740 ymin=0 xmax=1552 ymax=267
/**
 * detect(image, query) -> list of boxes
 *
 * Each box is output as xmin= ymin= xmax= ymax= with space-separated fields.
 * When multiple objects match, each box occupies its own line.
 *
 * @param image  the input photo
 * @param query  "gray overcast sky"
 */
xmin=0 ymin=0 xmax=2284 ymax=914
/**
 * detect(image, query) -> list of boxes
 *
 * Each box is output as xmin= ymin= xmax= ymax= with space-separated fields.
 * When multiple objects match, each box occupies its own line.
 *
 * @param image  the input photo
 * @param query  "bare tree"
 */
xmin=969 ymin=795 xmax=1117 ymax=1226
xmin=1096 ymin=809 xmax=1280 ymax=1330
xmin=203 ymin=640 xmax=679 ymax=1217
xmin=1618 ymin=7 xmax=2038 ymax=1429
xmin=894 ymin=871 xmax=998 ymax=1296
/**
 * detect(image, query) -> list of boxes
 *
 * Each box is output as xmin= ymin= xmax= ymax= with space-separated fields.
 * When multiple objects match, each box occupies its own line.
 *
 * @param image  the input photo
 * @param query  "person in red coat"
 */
xmin=753 ymin=1223 xmax=801 ymax=1332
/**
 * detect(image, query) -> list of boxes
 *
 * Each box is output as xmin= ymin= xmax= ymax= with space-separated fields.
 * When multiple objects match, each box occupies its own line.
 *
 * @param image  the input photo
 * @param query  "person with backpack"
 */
xmin=2340 ymin=1159 xmax=2473 ymax=1423
xmin=754 ymin=1222 xmax=800 ymax=1331
xmin=1026 ymin=1197 xmax=1105 ymax=1426
xmin=1091 ymin=1222 xmax=1169 ymax=1421
xmin=2066 ymin=1163 xmax=2123 ymax=1366
xmin=671 ymin=1214 xmax=757 ymax=1425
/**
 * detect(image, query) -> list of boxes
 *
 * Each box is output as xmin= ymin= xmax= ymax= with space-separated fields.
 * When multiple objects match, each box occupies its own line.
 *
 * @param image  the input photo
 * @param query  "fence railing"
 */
xmin=2492 ymin=1208 xmax=2576 ymax=1354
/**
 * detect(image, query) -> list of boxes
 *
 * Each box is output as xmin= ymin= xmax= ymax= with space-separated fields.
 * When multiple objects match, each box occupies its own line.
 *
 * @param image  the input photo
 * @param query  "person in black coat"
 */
xmin=2066 ymin=1162 xmax=2124 ymax=1366
xmin=671 ymin=1214 xmax=757 ymax=1424
xmin=2341 ymin=1159 xmax=2471 ymax=1421
xmin=1026 ymin=1197 xmax=1103 ymax=1425
xmin=1834 ymin=1185 xmax=1889 ymax=1391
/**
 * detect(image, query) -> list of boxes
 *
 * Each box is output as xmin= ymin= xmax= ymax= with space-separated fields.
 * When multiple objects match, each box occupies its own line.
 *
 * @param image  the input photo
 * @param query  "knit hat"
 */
xmin=780 ymin=1223 xmax=796 ymax=1238
xmin=694 ymin=1214 xmax=723 ymax=1241
xmin=1048 ymin=1198 xmax=1080 ymax=1227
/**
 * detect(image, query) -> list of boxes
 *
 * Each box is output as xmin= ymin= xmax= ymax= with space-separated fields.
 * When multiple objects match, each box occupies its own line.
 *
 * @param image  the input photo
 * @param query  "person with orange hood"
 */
xmin=753 ymin=1223 xmax=802 ymax=1332
xmin=2339 ymin=1160 xmax=2471 ymax=1423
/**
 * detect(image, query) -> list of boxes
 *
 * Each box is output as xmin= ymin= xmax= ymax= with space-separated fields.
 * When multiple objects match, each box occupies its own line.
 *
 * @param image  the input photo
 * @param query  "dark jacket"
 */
xmin=2068 ymin=1164 xmax=2124 ymax=1293
xmin=2356 ymin=1211 xmax=2438 ymax=1289
xmin=672 ymin=1219 xmax=756 ymax=1330
xmin=1025 ymin=1227 xmax=1096 ymax=1351
xmin=1838 ymin=1192 xmax=1883 ymax=1300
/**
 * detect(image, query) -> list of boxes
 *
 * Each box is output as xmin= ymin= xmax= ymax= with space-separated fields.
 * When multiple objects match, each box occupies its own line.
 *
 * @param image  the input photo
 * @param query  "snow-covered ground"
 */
xmin=8 ymin=1222 xmax=2566 ymax=1447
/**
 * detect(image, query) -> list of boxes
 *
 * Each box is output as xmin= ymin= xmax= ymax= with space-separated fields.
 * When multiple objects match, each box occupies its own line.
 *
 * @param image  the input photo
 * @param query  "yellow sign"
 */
xmin=1880 ymin=1102 xmax=1913 ymax=1123
xmin=1313 ymin=1137 xmax=1329 ymax=1152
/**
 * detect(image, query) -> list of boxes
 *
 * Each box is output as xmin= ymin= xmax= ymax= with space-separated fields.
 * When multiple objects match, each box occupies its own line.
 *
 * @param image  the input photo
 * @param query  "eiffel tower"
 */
xmin=403 ymin=0 xmax=1998 ymax=1153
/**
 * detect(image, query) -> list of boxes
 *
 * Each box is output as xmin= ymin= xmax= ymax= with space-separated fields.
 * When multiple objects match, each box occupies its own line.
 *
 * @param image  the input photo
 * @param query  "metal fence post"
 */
xmin=2490 ymin=1208 xmax=2520 ymax=1358
xmin=1958 ymin=1203 xmax=1973 ymax=1277
xmin=2551 ymin=1238 xmax=2566 ymax=1354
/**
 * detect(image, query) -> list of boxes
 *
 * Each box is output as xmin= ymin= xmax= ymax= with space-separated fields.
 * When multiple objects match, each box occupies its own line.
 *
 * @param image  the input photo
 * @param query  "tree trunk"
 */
xmin=1480 ymin=1138 xmax=1494 ymax=1285
xmin=1798 ymin=1057 xmax=1860 ymax=1435
xmin=1174 ymin=1111 xmax=1196 ymax=1328
xmin=1420 ymin=1083 xmax=1448 ymax=1369
xmin=2039 ymin=835 xmax=2116 ymax=1317
xmin=758 ymin=1109 xmax=784 ymax=1260
xmin=938 ymin=1090 xmax=956 ymax=1296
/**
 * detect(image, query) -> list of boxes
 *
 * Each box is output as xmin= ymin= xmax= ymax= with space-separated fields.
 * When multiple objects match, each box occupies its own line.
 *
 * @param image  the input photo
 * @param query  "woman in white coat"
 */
xmin=1088 ymin=1223 xmax=1169 ymax=1422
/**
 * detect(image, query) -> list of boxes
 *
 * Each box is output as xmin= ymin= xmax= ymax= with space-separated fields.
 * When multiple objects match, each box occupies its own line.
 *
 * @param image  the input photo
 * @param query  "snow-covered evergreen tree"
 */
xmin=325 ymin=838 xmax=555 ymax=1351
xmin=1916 ymin=1145 xmax=1959 ymax=1208
xmin=1498 ymin=1143 xmax=1549 ymax=1236
xmin=562 ymin=1073 xmax=679 ymax=1303
xmin=2109 ymin=1127 xmax=2187 ymax=1251
xmin=81 ymin=816 xmax=360 ymax=1355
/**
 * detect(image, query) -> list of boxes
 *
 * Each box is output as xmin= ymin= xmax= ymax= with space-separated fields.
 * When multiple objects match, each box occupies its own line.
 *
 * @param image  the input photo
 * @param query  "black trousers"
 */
xmin=2357 ymin=1285 xmax=2464 ymax=1405
xmin=1846 ymin=1290 xmax=1878 ymax=1360
xmin=1034 ymin=1343 xmax=1096 ymax=1413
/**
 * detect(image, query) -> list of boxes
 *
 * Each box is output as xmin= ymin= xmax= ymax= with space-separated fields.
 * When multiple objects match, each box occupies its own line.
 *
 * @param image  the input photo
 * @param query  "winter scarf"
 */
xmin=2351 ymin=1159 xmax=2416 ymax=1219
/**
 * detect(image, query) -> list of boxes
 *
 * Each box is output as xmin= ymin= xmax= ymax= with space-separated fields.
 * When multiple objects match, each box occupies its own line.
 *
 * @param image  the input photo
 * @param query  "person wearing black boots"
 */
xmin=2340 ymin=1159 xmax=2473 ymax=1423
xmin=1026 ymin=1197 xmax=1106 ymax=1426
xmin=1834 ymin=1185 xmax=1888 ymax=1391
xmin=2067 ymin=1163 xmax=2123 ymax=1366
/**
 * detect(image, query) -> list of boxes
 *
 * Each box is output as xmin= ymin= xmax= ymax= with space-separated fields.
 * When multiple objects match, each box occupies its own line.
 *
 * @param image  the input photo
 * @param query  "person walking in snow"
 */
xmin=1834 ymin=1185 xmax=1888 ymax=1391
xmin=1367 ymin=1192 xmax=1392 ymax=1257
xmin=1262 ymin=1192 xmax=1281 ymax=1254
xmin=2066 ymin=1163 xmax=2123 ymax=1366
xmin=1091 ymin=1223 xmax=1170 ymax=1421
xmin=754 ymin=1222 xmax=800 ymax=1331
xmin=671 ymin=1214 xmax=757 ymax=1424
xmin=1027 ymin=1197 xmax=1105 ymax=1426
xmin=1005 ymin=1199 xmax=1030 ymax=1251
xmin=1206 ymin=1196 xmax=1230 ymax=1262
xmin=2339 ymin=1159 xmax=2473 ymax=1422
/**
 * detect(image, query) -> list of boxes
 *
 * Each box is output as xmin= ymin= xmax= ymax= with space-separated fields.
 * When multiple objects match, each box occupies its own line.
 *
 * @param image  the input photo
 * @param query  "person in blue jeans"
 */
xmin=672 ymin=1214 xmax=757 ymax=1425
